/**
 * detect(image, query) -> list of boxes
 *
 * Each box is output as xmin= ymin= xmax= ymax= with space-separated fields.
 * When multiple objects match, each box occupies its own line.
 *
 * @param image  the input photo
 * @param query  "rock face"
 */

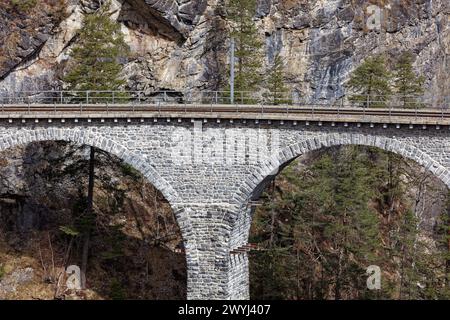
xmin=0 ymin=0 xmax=66 ymax=82
xmin=141 ymin=0 xmax=208 ymax=37
xmin=0 ymin=0 xmax=448 ymax=98
xmin=258 ymin=0 xmax=449 ymax=101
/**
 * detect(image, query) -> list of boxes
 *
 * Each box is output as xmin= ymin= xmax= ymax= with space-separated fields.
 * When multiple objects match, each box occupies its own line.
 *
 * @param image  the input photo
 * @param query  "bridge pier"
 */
xmin=178 ymin=203 xmax=251 ymax=300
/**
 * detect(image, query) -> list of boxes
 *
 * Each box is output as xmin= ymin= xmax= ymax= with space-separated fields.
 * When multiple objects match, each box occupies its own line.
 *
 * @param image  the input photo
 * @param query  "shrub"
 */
xmin=11 ymin=0 xmax=37 ymax=12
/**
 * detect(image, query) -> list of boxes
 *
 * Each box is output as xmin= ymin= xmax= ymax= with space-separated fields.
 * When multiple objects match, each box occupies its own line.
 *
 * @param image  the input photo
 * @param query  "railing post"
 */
xmin=112 ymin=91 xmax=115 ymax=104
xmin=86 ymin=91 xmax=89 ymax=104
xmin=363 ymin=101 xmax=366 ymax=118
xmin=338 ymin=97 xmax=343 ymax=117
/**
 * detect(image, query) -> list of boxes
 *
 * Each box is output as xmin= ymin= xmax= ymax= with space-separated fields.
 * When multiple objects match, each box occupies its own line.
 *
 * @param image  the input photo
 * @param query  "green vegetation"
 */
xmin=109 ymin=278 xmax=126 ymax=300
xmin=264 ymin=54 xmax=290 ymax=105
xmin=0 ymin=264 xmax=5 ymax=280
xmin=120 ymin=163 xmax=141 ymax=180
xmin=11 ymin=0 xmax=37 ymax=12
xmin=347 ymin=52 xmax=425 ymax=108
xmin=63 ymin=1 xmax=130 ymax=102
xmin=393 ymin=52 xmax=425 ymax=108
xmin=62 ymin=2 xmax=131 ymax=290
xmin=347 ymin=55 xmax=392 ymax=107
xmin=225 ymin=0 xmax=263 ymax=101
xmin=250 ymin=146 xmax=450 ymax=299
xmin=99 ymin=225 xmax=126 ymax=261
xmin=59 ymin=225 xmax=80 ymax=237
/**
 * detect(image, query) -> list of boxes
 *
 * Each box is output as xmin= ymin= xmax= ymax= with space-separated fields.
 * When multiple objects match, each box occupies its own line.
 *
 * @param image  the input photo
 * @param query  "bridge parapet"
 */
xmin=1 ymin=90 xmax=448 ymax=108
xmin=1 ymin=91 xmax=449 ymax=126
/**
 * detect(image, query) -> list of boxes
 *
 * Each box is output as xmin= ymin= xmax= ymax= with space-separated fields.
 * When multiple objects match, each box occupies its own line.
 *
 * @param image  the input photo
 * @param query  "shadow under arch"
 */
xmin=231 ymin=132 xmax=450 ymax=243
xmin=0 ymin=128 xmax=197 ymax=281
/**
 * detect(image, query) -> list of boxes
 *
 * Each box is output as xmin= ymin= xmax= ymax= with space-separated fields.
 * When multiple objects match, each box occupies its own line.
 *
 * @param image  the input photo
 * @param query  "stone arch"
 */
xmin=231 ymin=132 xmax=450 ymax=248
xmin=0 ymin=127 xmax=180 ymax=205
xmin=0 ymin=127 xmax=197 ymax=287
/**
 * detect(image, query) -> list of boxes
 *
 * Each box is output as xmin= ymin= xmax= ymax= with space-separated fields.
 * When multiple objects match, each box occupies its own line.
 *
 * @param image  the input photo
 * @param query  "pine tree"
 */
xmin=250 ymin=145 xmax=450 ymax=300
xmin=226 ymin=0 xmax=263 ymax=102
xmin=250 ymin=146 xmax=383 ymax=299
xmin=62 ymin=1 xmax=129 ymax=289
xmin=265 ymin=54 xmax=290 ymax=105
xmin=347 ymin=55 xmax=392 ymax=108
xmin=63 ymin=1 xmax=129 ymax=102
xmin=393 ymin=52 xmax=425 ymax=109
xmin=319 ymin=147 xmax=381 ymax=299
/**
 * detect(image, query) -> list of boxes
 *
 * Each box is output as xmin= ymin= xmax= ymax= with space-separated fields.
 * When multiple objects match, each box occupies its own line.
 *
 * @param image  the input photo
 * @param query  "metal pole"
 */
xmin=230 ymin=38 xmax=235 ymax=105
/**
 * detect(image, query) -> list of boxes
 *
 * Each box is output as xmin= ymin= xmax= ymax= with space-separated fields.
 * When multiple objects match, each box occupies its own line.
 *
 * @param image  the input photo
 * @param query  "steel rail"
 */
xmin=0 ymin=103 xmax=449 ymax=119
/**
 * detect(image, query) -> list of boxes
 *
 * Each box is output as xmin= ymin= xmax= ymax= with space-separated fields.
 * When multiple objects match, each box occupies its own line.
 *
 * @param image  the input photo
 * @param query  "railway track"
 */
xmin=0 ymin=104 xmax=449 ymax=119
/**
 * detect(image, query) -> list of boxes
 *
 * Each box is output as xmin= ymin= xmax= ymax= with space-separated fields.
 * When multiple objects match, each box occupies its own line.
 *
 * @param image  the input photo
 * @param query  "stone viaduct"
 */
xmin=0 ymin=108 xmax=450 ymax=299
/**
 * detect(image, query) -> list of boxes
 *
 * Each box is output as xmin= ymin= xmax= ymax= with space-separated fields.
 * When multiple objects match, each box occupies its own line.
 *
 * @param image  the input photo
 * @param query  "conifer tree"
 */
xmin=226 ymin=0 xmax=263 ymax=101
xmin=64 ymin=1 xmax=129 ymax=101
xmin=265 ymin=54 xmax=290 ymax=105
xmin=347 ymin=55 xmax=392 ymax=108
xmin=393 ymin=52 xmax=425 ymax=108
xmin=250 ymin=146 xmax=382 ymax=299
xmin=250 ymin=146 xmax=450 ymax=300
xmin=62 ymin=1 xmax=129 ymax=289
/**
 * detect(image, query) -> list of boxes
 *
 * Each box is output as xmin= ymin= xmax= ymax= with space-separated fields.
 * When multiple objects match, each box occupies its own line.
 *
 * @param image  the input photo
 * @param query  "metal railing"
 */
xmin=0 ymin=91 xmax=448 ymax=116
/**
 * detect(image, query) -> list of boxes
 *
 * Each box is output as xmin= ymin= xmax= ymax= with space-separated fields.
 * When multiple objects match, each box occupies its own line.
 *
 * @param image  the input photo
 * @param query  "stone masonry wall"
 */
xmin=0 ymin=118 xmax=449 ymax=299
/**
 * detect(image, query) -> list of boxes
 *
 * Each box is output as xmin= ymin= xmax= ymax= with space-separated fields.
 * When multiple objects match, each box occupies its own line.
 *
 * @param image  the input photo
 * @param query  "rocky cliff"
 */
xmin=0 ymin=0 xmax=448 ymax=101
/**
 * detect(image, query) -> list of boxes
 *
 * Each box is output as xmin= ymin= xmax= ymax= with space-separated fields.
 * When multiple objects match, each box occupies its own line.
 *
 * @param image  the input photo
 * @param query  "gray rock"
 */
xmin=0 ymin=268 xmax=34 ymax=297
xmin=0 ymin=0 xmax=448 ymax=102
